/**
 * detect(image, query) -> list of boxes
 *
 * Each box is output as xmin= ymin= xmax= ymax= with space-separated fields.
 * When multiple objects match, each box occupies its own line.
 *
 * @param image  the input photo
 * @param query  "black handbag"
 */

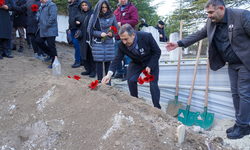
xmin=66 ymin=29 xmax=73 ymax=44
xmin=74 ymin=30 xmax=82 ymax=39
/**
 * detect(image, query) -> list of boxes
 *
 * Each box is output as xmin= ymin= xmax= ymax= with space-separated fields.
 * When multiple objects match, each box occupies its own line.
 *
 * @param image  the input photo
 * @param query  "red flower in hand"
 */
xmin=73 ymin=75 xmax=81 ymax=81
xmin=0 ymin=0 xmax=5 ymax=6
xmin=138 ymin=76 xmax=144 ymax=85
xmin=102 ymin=26 xmax=118 ymax=42
xmin=142 ymin=69 xmax=149 ymax=77
xmin=143 ymin=76 xmax=149 ymax=83
xmin=31 ymin=4 xmax=38 ymax=12
xmin=148 ymin=75 xmax=155 ymax=81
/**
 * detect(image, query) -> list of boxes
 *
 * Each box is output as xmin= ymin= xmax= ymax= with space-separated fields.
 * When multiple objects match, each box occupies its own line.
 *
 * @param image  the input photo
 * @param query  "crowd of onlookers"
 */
xmin=0 ymin=0 xmax=169 ymax=78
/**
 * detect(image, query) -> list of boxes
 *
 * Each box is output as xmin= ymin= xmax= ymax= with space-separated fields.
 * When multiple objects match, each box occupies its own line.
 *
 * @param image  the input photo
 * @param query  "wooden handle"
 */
xmin=175 ymin=20 xmax=183 ymax=96
xmin=204 ymin=55 xmax=210 ymax=107
xmin=187 ymin=40 xmax=203 ymax=105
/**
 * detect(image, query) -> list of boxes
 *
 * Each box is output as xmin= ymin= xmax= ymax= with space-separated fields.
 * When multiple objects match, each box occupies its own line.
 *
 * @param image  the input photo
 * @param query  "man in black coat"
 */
xmin=0 ymin=0 xmax=14 ymax=59
xmin=102 ymin=24 xmax=161 ymax=109
xmin=155 ymin=20 xmax=169 ymax=42
xmin=12 ymin=0 xmax=27 ymax=52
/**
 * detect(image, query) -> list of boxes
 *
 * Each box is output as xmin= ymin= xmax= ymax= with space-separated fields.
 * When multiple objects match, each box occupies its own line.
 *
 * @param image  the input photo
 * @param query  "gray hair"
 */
xmin=119 ymin=24 xmax=134 ymax=36
xmin=205 ymin=0 xmax=225 ymax=9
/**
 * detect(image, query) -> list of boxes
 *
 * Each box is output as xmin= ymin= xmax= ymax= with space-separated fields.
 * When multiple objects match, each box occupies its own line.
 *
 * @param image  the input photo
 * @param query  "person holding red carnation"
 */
xmin=87 ymin=0 xmax=119 ymax=81
xmin=0 ymin=0 xmax=14 ymax=59
xmin=102 ymin=24 xmax=161 ymax=109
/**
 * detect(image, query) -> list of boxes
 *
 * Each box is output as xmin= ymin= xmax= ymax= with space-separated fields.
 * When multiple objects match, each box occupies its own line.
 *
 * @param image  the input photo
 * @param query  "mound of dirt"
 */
xmin=0 ymin=42 xmax=246 ymax=149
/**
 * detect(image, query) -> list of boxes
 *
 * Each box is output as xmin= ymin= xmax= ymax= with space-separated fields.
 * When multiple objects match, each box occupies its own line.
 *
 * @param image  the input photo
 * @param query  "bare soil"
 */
xmin=0 ymin=41 xmax=249 ymax=150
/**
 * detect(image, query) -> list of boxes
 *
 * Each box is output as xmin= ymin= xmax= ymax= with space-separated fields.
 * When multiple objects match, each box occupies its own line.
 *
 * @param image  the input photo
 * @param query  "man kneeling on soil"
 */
xmin=166 ymin=0 xmax=250 ymax=139
xmin=102 ymin=24 xmax=161 ymax=109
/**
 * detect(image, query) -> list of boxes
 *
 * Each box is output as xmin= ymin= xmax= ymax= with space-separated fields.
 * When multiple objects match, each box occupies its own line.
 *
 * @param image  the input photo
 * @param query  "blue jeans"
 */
xmin=228 ymin=63 xmax=250 ymax=127
xmin=114 ymin=39 xmax=131 ymax=75
xmin=70 ymin=29 xmax=82 ymax=63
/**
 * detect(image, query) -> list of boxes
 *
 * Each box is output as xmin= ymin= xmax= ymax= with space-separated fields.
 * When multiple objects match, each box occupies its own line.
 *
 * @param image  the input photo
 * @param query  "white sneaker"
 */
xmin=37 ymin=54 xmax=44 ymax=61
xmin=34 ymin=53 xmax=38 ymax=58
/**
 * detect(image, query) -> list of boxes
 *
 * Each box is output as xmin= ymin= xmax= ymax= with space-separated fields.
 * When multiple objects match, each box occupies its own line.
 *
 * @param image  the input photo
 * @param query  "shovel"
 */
xmin=178 ymin=40 xmax=203 ymax=126
xmin=166 ymin=20 xmax=183 ymax=117
xmin=195 ymin=57 xmax=214 ymax=130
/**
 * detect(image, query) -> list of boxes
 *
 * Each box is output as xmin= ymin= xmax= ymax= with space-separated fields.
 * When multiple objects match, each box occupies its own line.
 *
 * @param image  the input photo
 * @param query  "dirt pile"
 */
xmin=0 ymin=42 xmax=245 ymax=149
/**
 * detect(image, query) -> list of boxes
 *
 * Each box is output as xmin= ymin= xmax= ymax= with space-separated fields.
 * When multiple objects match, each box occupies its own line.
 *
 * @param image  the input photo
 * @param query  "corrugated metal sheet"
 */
xmin=113 ymin=61 xmax=235 ymax=120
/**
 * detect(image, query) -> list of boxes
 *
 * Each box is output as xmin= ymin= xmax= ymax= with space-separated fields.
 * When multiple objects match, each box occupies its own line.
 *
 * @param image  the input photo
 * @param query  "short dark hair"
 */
xmin=205 ymin=0 xmax=225 ymax=9
xmin=119 ymin=24 xmax=134 ymax=36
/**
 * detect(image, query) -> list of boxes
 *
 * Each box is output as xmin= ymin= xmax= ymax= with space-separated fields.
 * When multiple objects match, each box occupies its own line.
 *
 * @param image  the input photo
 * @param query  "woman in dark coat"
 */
xmin=75 ymin=0 xmax=96 ymax=77
xmin=0 ymin=0 xmax=14 ymax=59
xmin=87 ymin=0 xmax=118 ymax=81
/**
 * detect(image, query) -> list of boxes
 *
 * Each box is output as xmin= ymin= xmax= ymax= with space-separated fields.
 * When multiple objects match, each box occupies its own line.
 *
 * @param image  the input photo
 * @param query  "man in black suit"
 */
xmin=102 ymin=24 xmax=161 ymax=109
xmin=166 ymin=0 xmax=250 ymax=139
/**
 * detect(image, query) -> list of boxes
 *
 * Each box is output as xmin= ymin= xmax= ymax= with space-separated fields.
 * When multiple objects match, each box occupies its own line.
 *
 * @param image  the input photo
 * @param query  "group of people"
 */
xmin=1 ymin=0 xmax=249 ymax=140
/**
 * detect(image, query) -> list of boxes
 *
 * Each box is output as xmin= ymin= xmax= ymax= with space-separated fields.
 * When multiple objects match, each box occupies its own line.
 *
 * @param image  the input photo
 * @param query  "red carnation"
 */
xmin=90 ymin=80 xmax=99 ymax=89
xmin=148 ymin=75 xmax=155 ymax=81
xmin=73 ymin=75 xmax=81 ymax=81
xmin=142 ymin=69 xmax=149 ymax=77
xmin=31 ymin=4 xmax=38 ymax=12
xmin=143 ymin=76 xmax=149 ymax=83
xmin=138 ymin=76 xmax=144 ymax=85
xmin=110 ymin=26 xmax=118 ymax=34
xmin=68 ymin=76 xmax=71 ymax=78
xmin=0 ymin=0 xmax=5 ymax=6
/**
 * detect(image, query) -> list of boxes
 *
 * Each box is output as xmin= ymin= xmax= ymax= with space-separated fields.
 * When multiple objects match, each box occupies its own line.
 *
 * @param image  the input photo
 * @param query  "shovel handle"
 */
xmin=204 ymin=55 xmax=210 ymax=107
xmin=187 ymin=40 xmax=203 ymax=105
xmin=175 ymin=20 xmax=183 ymax=96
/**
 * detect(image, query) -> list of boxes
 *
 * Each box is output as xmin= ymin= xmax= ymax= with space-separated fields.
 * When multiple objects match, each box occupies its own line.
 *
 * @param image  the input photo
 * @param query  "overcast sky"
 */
xmin=150 ymin=0 xmax=176 ymax=17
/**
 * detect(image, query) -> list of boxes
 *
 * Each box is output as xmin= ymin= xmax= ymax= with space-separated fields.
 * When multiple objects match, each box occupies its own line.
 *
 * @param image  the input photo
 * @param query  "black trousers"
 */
xmin=35 ymin=32 xmax=57 ymax=63
xmin=83 ymin=47 xmax=96 ymax=72
xmin=0 ymin=38 xmax=10 ymax=54
xmin=96 ymin=61 xmax=110 ymax=80
xmin=127 ymin=64 xmax=161 ymax=109
xmin=29 ymin=33 xmax=43 ymax=55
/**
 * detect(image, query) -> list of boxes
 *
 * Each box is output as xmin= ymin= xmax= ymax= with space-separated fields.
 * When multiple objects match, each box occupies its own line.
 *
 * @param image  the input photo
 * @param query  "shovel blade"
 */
xmin=195 ymin=110 xmax=214 ymax=130
xmin=178 ymin=105 xmax=196 ymax=126
xmin=166 ymin=96 xmax=183 ymax=117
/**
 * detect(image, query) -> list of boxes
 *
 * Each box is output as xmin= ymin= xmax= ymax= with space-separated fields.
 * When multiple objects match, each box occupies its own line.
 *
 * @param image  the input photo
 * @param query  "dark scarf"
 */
xmin=127 ymin=34 xmax=139 ymax=55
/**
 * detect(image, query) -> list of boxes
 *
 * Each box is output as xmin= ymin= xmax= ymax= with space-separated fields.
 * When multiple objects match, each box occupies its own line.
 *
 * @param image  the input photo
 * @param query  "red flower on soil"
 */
xmin=138 ymin=76 xmax=144 ymax=85
xmin=68 ymin=76 xmax=71 ymax=78
xmin=73 ymin=75 xmax=81 ymax=81
xmin=90 ymin=80 xmax=99 ymax=89
xmin=148 ymin=75 xmax=155 ymax=81
xmin=0 ymin=0 xmax=5 ymax=6
xmin=31 ymin=4 xmax=38 ymax=12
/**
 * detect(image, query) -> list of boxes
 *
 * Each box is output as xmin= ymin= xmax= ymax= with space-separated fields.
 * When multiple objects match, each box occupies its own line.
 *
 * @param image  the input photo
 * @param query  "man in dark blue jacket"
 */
xmin=102 ymin=24 xmax=161 ymax=109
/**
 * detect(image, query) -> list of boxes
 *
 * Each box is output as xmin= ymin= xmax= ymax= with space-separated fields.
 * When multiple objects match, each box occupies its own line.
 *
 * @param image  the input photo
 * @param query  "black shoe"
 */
xmin=12 ymin=45 xmax=16 ymax=50
xmin=44 ymin=55 xmax=52 ymax=62
xmin=227 ymin=125 xmax=250 ymax=139
xmin=0 ymin=54 xmax=3 ymax=59
xmin=42 ymin=52 xmax=48 ymax=57
xmin=113 ymin=73 xmax=123 ymax=79
xmin=48 ymin=64 xmax=52 ymax=69
xmin=121 ymin=75 xmax=127 ymax=81
xmin=226 ymin=124 xmax=237 ymax=134
xmin=3 ymin=52 xmax=13 ymax=58
xmin=71 ymin=62 xmax=81 ymax=68
xmin=81 ymin=71 xmax=91 ymax=75
xmin=89 ymin=71 xmax=96 ymax=78
xmin=18 ymin=46 xmax=24 ymax=52
xmin=80 ymin=62 xmax=84 ymax=66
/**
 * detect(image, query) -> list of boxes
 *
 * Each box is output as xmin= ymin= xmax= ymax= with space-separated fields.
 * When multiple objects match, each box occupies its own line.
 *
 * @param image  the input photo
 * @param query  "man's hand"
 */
xmin=68 ymin=30 xmax=71 ymax=34
xmin=102 ymin=72 xmax=112 ymax=84
xmin=118 ymin=22 xmax=121 ymax=28
xmin=159 ymin=34 xmax=163 ymax=38
xmin=76 ymin=21 xmax=80 ymax=24
xmin=1 ymin=5 xmax=9 ymax=10
xmin=101 ymin=32 xmax=107 ymax=37
xmin=166 ymin=42 xmax=179 ymax=52
xmin=146 ymin=67 xmax=151 ymax=75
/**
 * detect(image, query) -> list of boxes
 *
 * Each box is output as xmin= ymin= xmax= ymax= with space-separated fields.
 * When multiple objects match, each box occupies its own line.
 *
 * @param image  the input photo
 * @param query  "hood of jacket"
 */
xmin=78 ymin=0 xmax=92 ymax=12
xmin=91 ymin=0 xmax=111 ymax=28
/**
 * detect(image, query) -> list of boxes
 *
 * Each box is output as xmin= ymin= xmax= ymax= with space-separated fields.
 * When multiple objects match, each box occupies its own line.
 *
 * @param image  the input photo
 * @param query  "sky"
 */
xmin=150 ymin=0 xmax=177 ymax=17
